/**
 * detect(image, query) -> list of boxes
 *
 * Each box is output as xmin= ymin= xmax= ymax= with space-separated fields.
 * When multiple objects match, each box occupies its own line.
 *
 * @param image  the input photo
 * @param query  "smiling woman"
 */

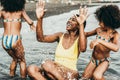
xmin=27 ymin=0 xmax=88 ymax=80
xmin=66 ymin=15 xmax=86 ymax=36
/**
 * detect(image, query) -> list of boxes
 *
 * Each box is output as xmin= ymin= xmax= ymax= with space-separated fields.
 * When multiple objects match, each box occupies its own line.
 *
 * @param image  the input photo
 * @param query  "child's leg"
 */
xmin=10 ymin=59 xmax=17 ymax=77
xmin=19 ymin=59 xmax=26 ymax=78
xmin=13 ymin=39 xmax=26 ymax=78
xmin=3 ymin=49 xmax=17 ymax=77
xmin=82 ymin=60 xmax=96 ymax=79
xmin=93 ymin=61 xmax=109 ymax=80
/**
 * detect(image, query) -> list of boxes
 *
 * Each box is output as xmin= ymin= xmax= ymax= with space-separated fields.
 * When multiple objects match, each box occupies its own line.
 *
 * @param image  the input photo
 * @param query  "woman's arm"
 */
xmin=76 ymin=6 xmax=88 ymax=52
xmin=79 ymin=24 xmax=87 ymax=52
xmin=76 ymin=6 xmax=97 ymax=52
xmin=36 ymin=0 xmax=62 ymax=43
xmin=22 ymin=10 xmax=36 ymax=31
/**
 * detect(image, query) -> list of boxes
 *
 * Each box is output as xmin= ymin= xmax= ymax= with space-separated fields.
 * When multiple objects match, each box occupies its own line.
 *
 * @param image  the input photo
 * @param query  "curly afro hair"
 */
xmin=0 ymin=0 xmax=26 ymax=12
xmin=95 ymin=5 xmax=120 ymax=29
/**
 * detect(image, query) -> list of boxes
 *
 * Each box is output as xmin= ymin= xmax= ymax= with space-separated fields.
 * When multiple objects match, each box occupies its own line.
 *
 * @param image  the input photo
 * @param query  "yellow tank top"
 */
xmin=55 ymin=34 xmax=79 ymax=70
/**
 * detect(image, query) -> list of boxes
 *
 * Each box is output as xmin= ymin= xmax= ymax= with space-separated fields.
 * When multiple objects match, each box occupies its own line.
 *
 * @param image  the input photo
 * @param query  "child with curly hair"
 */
xmin=82 ymin=5 xmax=120 ymax=80
xmin=0 ymin=0 xmax=35 ymax=79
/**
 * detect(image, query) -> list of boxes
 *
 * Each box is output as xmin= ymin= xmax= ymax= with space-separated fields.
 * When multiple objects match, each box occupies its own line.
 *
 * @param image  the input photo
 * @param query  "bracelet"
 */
xmin=29 ymin=22 xmax=33 ymax=26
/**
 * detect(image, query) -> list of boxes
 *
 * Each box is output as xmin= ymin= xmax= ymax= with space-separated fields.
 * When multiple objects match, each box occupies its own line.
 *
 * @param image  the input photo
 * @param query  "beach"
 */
xmin=0 ymin=1 xmax=114 ymax=28
xmin=0 ymin=2 xmax=82 ymax=28
xmin=0 ymin=1 xmax=120 ymax=80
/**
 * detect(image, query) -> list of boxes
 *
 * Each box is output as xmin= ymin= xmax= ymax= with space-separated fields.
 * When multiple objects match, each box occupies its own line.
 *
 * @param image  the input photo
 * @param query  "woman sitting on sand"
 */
xmin=27 ymin=0 xmax=88 ymax=80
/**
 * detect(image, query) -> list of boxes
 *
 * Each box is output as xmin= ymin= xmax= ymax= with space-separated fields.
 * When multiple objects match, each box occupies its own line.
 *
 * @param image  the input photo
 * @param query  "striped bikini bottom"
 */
xmin=2 ymin=35 xmax=22 ymax=49
xmin=91 ymin=57 xmax=111 ymax=66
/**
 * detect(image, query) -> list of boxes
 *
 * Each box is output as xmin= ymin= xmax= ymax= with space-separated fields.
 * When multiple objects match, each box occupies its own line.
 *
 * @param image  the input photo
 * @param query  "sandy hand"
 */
xmin=36 ymin=0 xmax=46 ymax=19
xmin=75 ymin=6 xmax=88 ymax=25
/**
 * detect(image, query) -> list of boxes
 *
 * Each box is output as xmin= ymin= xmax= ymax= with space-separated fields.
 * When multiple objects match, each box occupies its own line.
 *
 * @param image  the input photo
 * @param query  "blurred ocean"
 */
xmin=0 ymin=5 xmax=120 ymax=80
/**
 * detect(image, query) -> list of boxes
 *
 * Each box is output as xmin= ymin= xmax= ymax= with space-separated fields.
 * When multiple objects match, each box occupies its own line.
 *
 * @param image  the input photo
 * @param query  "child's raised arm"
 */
xmin=85 ymin=28 xmax=98 ymax=37
xmin=22 ymin=10 xmax=36 ymax=31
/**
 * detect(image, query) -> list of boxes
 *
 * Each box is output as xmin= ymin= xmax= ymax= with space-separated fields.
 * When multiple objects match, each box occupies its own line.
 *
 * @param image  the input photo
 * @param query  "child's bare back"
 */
xmin=2 ymin=11 xmax=23 ymax=35
xmin=0 ymin=0 xmax=35 ymax=79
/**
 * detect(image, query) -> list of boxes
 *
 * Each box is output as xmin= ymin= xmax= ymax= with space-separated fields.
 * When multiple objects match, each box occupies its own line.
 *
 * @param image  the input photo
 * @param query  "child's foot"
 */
xmin=8 ymin=75 xmax=15 ymax=79
xmin=9 ymin=74 xmax=19 ymax=78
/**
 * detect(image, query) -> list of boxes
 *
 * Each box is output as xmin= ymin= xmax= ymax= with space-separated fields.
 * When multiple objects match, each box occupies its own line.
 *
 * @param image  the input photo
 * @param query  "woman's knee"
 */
xmin=27 ymin=65 xmax=37 ymax=75
xmin=41 ymin=60 xmax=54 ymax=71
xmin=93 ymin=71 xmax=103 ymax=80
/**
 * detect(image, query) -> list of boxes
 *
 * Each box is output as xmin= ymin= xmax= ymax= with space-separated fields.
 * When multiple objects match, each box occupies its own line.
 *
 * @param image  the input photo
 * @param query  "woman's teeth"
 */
xmin=67 ymin=23 xmax=72 ymax=27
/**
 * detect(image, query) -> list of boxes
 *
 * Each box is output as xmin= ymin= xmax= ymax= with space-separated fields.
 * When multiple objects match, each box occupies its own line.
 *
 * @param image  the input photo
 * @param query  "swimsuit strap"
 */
xmin=3 ymin=18 xmax=21 ymax=22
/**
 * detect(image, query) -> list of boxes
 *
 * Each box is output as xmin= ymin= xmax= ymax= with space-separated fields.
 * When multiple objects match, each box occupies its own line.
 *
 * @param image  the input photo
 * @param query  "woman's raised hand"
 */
xmin=76 ymin=6 xmax=88 ymax=25
xmin=36 ymin=0 xmax=46 ymax=19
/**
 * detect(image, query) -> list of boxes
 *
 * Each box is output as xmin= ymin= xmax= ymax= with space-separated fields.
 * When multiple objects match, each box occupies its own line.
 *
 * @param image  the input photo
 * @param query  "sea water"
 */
xmin=0 ymin=5 xmax=120 ymax=80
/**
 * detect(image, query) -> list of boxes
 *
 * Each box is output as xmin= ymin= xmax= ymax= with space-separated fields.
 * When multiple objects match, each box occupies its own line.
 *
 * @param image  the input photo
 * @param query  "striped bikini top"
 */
xmin=3 ymin=18 xmax=21 ymax=22
xmin=96 ymin=30 xmax=114 ymax=42
xmin=96 ymin=35 xmax=111 ymax=42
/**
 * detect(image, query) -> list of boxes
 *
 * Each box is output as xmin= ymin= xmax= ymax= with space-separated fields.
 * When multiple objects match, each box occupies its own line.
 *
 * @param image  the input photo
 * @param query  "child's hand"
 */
xmin=90 ymin=40 xmax=99 ymax=49
xmin=36 ymin=0 xmax=46 ymax=19
xmin=30 ymin=25 xmax=36 ymax=32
